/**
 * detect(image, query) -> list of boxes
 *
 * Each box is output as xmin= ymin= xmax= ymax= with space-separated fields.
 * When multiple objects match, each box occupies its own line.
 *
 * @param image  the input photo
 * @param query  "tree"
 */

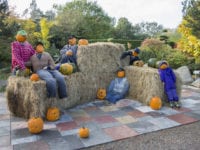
xmin=114 ymin=17 xmax=136 ymax=39
xmin=182 ymin=0 xmax=200 ymax=38
xmin=54 ymin=0 xmax=114 ymax=39
xmin=135 ymin=22 xmax=164 ymax=37
xmin=0 ymin=0 xmax=10 ymax=35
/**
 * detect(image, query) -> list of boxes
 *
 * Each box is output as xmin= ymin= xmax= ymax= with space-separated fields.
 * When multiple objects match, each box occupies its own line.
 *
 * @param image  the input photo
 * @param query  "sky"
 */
xmin=8 ymin=0 xmax=183 ymax=29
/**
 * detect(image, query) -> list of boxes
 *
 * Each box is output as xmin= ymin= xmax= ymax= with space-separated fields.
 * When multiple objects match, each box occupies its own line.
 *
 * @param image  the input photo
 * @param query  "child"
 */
xmin=158 ymin=61 xmax=180 ymax=108
xmin=30 ymin=42 xmax=67 ymax=99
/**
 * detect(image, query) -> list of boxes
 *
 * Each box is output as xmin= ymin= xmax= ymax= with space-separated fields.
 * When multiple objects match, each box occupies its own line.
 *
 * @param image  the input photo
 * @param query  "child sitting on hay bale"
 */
xmin=106 ymin=67 xmax=130 ymax=104
xmin=158 ymin=61 xmax=181 ymax=108
xmin=30 ymin=42 xmax=67 ymax=99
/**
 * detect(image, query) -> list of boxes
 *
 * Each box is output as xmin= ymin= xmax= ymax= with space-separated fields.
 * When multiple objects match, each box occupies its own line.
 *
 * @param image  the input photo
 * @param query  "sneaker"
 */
xmin=174 ymin=102 xmax=181 ymax=108
xmin=169 ymin=102 xmax=175 ymax=108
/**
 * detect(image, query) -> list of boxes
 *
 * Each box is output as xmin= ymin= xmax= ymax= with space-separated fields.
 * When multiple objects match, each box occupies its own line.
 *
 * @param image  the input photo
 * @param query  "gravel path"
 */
xmin=82 ymin=121 xmax=200 ymax=150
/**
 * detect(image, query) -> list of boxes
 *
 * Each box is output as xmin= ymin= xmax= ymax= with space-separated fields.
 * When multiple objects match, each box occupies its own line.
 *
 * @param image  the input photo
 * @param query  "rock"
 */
xmin=191 ymin=78 xmax=200 ymax=88
xmin=176 ymin=66 xmax=193 ymax=84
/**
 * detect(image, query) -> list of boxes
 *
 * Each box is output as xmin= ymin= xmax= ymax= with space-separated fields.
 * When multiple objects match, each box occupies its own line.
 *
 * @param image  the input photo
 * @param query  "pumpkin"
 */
xmin=66 ymin=50 xmax=73 ymax=56
xmin=97 ymin=88 xmax=106 ymax=100
xmin=46 ymin=107 xmax=60 ymax=121
xmin=28 ymin=117 xmax=44 ymax=134
xmin=133 ymin=60 xmax=144 ymax=67
xmin=59 ymin=63 xmax=73 ymax=75
xmin=150 ymin=96 xmax=162 ymax=110
xmin=30 ymin=73 xmax=39 ymax=81
xmin=16 ymin=34 xmax=26 ymax=42
xmin=117 ymin=70 xmax=125 ymax=78
xmin=79 ymin=127 xmax=90 ymax=138
xmin=36 ymin=44 xmax=44 ymax=53
xmin=147 ymin=58 xmax=158 ymax=68
xmin=78 ymin=39 xmax=89 ymax=46
xmin=68 ymin=37 xmax=77 ymax=46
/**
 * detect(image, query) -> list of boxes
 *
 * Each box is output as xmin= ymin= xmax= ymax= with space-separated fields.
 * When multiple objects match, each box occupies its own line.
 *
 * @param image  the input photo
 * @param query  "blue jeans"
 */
xmin=37 ymin=69 xmax=67 ymax=98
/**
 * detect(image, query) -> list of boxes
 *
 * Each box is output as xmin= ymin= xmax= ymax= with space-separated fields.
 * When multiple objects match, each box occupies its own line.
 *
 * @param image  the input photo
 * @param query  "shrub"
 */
xmin=166 ymin=50 xmax=188 ymax=69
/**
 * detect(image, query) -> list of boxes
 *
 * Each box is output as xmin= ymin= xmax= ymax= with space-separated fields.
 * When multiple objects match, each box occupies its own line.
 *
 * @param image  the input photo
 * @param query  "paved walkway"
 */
xmin=0 ymin=85 xmax=200 ymax=150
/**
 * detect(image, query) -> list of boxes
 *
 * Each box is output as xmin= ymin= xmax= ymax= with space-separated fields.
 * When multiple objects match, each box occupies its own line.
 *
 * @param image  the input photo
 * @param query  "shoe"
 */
xmin=174 ymin=102 xmax=180 ymax=108
xmin=169 ymin=102 xmax=174 ymax=108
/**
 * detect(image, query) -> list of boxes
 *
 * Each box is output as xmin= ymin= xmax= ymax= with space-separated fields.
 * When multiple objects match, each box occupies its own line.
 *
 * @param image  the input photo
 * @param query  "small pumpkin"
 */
xmin=66 ymin=50 xmax=73 ymax=56
xmin=78 ymin=39 xmax=89 ymax=46
xmin=79 ymin=127 xmax=90 ymax=138
xmin=150 ymin=96 xmax=162 ymax=110
xmin=16 ymin=34 xmax=26 ymax=42
xmin=30 ymin=73 xmax=39 ymax=81
xmin=28 ymin=117 xmax=44 ymax=134
xmin=46 ymin=107 xmax=60 ymax=121
xmin=97 ymin=88 xmax=106 ymax=100
xmin=133 ymin=60 xmax=144 ymax=67
xmin=59 ymin=63 xmax=73 ymax=75
xmin=117 ymin=70 xmax=125 ymax=78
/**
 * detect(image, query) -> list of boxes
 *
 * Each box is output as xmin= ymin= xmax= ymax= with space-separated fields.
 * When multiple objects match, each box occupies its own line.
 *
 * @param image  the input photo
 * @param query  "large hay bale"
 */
xmin=125 ymin=66 xmax=182 ymax=105
xmin=77 ymin=42 xmax=128 ymax=74
xmin=6 ymin=42 xmax=124 ymax=119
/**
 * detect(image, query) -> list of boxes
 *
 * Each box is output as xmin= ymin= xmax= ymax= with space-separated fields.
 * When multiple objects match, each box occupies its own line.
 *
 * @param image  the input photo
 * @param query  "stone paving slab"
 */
xmin=0 ymin=85 xmax=199 ymax=150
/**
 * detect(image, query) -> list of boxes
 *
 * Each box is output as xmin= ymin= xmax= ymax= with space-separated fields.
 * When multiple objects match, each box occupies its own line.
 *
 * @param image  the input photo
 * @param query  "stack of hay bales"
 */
xmin=6 ymin=42 xmax=127 ymax=119
xmin=125 ymin=66 xmax=182 ymax=105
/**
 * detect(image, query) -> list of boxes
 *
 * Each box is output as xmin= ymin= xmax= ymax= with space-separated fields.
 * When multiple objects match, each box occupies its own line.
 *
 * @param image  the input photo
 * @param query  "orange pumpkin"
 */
xmin=160 ymin=63 xmax=168 ymax=70
xmin=79 ymin=127 xmax=90 ymax=138
xmin=78 ymin=39 xmax=89 ymax=46
xmin=68 ymin=37 xmax=77 ymax=46
xmin=97 ymin=88 xmax=106 ymax=100
xmin=150 ymin=96 xmax=162 ymax=110
xmin=66 ymin=50 xmax=73 ymax=56
xmin=28 ymin=117 xmax=44 ymax=134
xmin=16 ymin=34 xmax=26 ymax=42
xmin=30 ymin=73 xmax=40 ymax=81
xmin=117 ymin=70 xmax=125 ymax=78
xmin=36 ymin=44 xmax=44 ymax=53
xmin=46 ymin=107 xmax=60 ymax=121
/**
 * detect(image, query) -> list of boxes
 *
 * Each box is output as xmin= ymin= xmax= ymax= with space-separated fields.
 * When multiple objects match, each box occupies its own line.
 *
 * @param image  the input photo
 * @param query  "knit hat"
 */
xmin=159 ymin=61 xmax=168 ymax=68
xmin=17 ymin=30 xmax=27 ymax=36
xmin=134 ymin=48 xmax=140 ymax=54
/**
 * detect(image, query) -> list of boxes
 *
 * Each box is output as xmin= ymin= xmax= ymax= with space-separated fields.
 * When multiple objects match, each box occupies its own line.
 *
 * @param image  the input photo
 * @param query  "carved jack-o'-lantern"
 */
xmin=46 ymin=107 xmax=60 ymax=121
xmin=117 ymin=70 xmax=125 ymax=78
xmin=97 ymin=88 xmax=106 ymax=100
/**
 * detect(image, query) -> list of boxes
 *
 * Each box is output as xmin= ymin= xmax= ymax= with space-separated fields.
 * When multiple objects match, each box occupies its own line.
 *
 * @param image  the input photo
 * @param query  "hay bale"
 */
xmin=77 ymin=42 xmax=128 ymax=74
xmin=125 ymin=66 xmax=182 ymax=105
xmin=6 ymin=43 xmax=124 ymax=119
